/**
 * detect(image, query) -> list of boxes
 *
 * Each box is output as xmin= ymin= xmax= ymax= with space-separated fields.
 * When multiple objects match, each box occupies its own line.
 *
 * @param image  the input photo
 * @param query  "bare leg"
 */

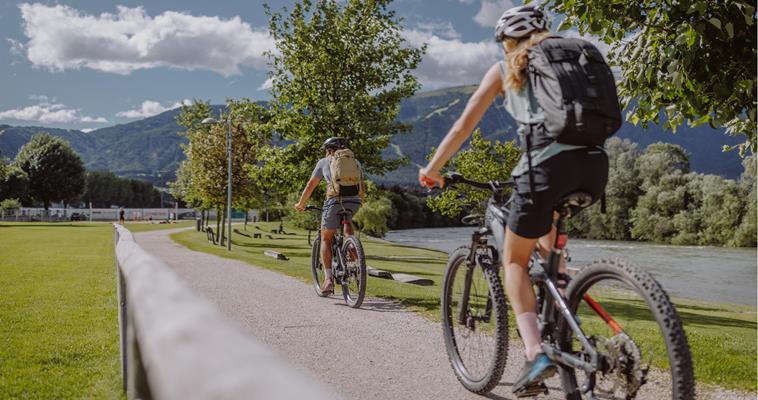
xmin=536 ymin=212 xmax=567 ymax=293
xmin=320 ymin=228 xmax=336 ymax=289
xmin=503 ymin=227 xmax=541 ymax=360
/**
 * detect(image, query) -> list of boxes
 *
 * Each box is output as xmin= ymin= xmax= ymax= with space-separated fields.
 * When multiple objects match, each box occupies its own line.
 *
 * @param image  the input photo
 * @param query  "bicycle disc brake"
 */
xmin=595 ymin=334 xmax=648 ymax=399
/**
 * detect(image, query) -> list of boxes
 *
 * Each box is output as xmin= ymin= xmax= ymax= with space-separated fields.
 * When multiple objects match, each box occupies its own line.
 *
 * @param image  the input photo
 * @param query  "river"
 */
xmin=384 ymin=227 xmax=757 ymax=306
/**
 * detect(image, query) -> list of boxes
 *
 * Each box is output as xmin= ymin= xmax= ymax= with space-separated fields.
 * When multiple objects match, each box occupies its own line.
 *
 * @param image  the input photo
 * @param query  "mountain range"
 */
xmin=0 ymin=86 xmax=745 ymax=186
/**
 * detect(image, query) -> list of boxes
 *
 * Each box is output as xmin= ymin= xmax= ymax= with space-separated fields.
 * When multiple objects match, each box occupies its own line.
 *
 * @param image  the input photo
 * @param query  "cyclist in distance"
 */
xmin=419 ymin=5 xmax=609 ymax=395
xmin=295 ymin=137 xmax=364 ymax=295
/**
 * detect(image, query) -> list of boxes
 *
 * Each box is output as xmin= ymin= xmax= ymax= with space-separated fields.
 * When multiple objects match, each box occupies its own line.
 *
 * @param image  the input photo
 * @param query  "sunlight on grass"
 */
xmin=172 ymin=221 xmax=757 ymax=392
xmin=0 ymin=222 xmax=123 ymax=399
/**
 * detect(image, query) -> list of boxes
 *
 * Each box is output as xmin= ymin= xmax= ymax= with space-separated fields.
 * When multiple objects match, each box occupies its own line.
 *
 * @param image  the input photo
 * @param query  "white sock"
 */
xmin=516 ymin=312 xmax=542 ymax=361
xmin=324 ymin=268 xmax=332 ymax=280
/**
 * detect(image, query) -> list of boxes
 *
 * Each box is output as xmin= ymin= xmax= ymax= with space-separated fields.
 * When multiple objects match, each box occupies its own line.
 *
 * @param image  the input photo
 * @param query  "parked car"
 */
xmin=177 ymin=211 xmax=197 ymax=220
xmin=70 ymin=213 xmax=88 ymax=221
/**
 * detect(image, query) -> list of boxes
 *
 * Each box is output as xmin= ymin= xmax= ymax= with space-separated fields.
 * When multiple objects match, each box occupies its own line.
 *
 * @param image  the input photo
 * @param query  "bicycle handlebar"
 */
xmin=443 ymin=172 xmax=513 ymax=192
xmin=305 ymin=205 xmax=322 ymax=212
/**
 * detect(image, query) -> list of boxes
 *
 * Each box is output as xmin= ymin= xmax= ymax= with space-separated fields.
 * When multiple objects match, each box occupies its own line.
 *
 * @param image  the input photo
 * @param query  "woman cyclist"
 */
xmin=418 ymin=5 xmax=609 ymax=396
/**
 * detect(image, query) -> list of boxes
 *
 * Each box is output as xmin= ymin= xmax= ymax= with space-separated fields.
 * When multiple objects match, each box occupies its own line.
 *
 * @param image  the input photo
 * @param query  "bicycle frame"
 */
xmin=308 ymin=206 xmax=355 ymax=285
xmin=446 ymin=174 xmax=627 ymax=379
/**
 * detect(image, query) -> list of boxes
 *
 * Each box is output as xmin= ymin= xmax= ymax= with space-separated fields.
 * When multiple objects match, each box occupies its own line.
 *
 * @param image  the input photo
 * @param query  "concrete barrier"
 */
xmin=113 ymin=224 xmax=331 ymax=400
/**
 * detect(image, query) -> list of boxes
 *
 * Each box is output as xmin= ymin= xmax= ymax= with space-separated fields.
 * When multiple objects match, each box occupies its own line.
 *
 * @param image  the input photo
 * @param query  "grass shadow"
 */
xmin=585 ymin=298 xmax=756 ymax=330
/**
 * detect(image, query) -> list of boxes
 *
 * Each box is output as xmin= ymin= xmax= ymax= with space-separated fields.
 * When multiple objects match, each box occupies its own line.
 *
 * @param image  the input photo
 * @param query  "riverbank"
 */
xmin=172 ymin=221 xmax=756 ymax=392
xmin=385 ymin=227 xmax=758 ymax=306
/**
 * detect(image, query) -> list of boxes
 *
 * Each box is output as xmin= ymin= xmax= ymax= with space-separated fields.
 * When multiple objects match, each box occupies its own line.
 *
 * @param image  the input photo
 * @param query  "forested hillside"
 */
xmin=0 ymin=87 xmax=744 ymax=186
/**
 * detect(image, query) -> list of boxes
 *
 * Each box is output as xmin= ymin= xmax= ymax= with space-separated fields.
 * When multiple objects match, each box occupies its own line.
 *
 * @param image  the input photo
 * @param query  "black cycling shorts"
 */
xmin=507 ymin=148 xmax=608 ymax=239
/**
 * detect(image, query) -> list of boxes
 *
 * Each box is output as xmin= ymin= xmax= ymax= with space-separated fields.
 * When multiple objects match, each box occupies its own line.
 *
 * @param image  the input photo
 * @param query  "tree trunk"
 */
xmin=244 ymin=209 xmax=248 ymax=231
xmin=215 ymin=207 xmax=221 ymax=244
xmin=200 ymin=209 xmax=205 ymax=232
xmin=220 ymin=205 xmax=227 ymax=247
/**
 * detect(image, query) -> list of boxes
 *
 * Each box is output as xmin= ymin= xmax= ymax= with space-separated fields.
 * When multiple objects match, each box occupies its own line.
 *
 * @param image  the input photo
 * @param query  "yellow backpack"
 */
xmin=326 ymin=149 xmax=364 ymax=198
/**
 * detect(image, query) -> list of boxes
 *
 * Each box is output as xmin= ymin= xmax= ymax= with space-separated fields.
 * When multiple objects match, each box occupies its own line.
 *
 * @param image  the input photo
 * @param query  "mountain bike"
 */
xmin=307 ymin=205 xmax=367 ymax=308
xmin=439 ymin=173 xmax=694 ymax=399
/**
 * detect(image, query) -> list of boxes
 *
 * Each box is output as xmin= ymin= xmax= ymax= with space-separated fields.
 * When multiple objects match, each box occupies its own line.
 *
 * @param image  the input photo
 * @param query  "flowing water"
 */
xmin=384 ymin=227 xmax=757 ymax=306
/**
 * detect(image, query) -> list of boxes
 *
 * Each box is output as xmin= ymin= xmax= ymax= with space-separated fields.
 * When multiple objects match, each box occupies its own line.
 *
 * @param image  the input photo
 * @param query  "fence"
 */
xmin=1 ymin=208 xmax=258 ymax=222
xmin=113 ymin=224 xmax=332 ymax=400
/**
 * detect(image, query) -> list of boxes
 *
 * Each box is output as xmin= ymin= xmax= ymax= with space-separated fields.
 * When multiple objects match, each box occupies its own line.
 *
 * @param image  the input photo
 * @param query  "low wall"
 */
xmin=113 ymin=224 xmax=333 ymax=400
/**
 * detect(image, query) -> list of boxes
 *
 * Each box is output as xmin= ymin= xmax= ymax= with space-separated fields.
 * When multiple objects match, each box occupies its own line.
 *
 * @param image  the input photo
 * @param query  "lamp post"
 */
xmin=201 ymin=113 xmax=233 ymax=251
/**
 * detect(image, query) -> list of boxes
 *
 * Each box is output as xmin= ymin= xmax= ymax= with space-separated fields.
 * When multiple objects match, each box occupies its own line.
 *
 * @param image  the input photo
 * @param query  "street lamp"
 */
xmin=201 ymin=113 xmax=233 ymax=251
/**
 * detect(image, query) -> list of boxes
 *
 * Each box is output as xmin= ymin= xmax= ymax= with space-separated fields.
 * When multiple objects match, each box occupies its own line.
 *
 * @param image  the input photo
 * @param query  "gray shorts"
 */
xmin=322 ymin=198 xmax=361 ymax=230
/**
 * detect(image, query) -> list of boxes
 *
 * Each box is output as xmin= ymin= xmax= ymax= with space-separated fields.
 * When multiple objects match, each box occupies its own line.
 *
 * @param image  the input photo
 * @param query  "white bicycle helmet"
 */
xmin=494 ymin=5 xmax=547 ymax=41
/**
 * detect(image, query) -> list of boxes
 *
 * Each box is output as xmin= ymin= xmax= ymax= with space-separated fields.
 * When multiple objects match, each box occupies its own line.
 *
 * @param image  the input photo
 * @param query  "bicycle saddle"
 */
xmin=555 ymin=191 xmax=593 ymax=218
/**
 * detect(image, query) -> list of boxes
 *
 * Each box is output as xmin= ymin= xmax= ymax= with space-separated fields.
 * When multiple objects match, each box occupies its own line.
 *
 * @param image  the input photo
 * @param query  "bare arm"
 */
xmin=294 ymin=176 xmax=320 ymax=211
xmin=419 ymin=63 xmax=503 ymax=187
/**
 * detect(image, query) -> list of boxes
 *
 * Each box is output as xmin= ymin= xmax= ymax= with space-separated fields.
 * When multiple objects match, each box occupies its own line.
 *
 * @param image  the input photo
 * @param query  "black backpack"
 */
xmin=526 ymin=36 xmax=622 ymax=148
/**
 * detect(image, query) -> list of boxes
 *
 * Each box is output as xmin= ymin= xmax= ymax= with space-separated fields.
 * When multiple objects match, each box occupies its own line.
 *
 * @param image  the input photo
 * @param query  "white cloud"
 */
xmin=257 ymin=77 xmax=274 ymax=91
xmin=7 ymin=38 xmax=24 ymax=56
xmin=474 ymin=0 xmax=517 ymax=28
xmin=18 ymin=3 xmax=275 ymax=76
xmin=116 ymin=99 xmax=191 ymax=119
xmin=81 ymin=128 xmax=95 ymax=133
xmin=414 ymin=20 xmax=461 ymax=40
xmin=404 ymin=30 xmax=499 ymax=89
xmin=561 ymin=30 xmax=611 ymax=58
xmin=0 ymin=96 xmax=108 ymax=124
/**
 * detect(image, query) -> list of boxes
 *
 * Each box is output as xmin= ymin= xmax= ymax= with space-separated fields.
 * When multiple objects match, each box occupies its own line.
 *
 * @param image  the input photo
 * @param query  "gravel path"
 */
xmin=134 ymin=228 xmax=751 ymax=400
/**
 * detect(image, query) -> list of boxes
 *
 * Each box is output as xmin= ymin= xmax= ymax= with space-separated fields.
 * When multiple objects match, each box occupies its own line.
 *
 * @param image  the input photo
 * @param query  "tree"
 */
xmin=636 ymin=142 xmax=690 ymax=185
xmin=264 ymin=0 xmax=425 ymax=190
xmin=172 ymin=100 xmax=272 ymax=244
xmin=15 ymin=134 xmax=85 ymax=210
xmin=0 ymin=198 xmax=21 ymax=212
xmin=567 ymin=138 xmax=643 ymax=240
xmin=0 ymin=165 xmax=30 ymax=204
xmin=731 ymin=155 xmax=757 ymax=247
xmin=426 ymin=129 xmax=520 ymax=218
xmin=82 ymin=171 xmax=160 ymax=208
xmin=546 ymin=0 xmax=757 ymax=154
xmin=353 ymin=196 xmax=393 ymax=237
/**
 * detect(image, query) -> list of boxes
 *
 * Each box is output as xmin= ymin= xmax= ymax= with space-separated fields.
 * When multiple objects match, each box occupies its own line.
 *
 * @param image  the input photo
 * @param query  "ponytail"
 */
xmin=504 ymin=30 xmax=552 ymax=91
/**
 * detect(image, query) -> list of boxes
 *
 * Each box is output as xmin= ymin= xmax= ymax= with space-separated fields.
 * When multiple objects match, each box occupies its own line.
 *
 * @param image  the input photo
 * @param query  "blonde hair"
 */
xmin=504 ymin=30 xmax=552 ymax=91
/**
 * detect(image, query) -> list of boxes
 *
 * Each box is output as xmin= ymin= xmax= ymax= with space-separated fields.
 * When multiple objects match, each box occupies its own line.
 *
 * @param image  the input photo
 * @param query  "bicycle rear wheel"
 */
xmin=441 ymin=246 xmax=508 ymax=394
xmin=340 ymin=235 xmax=366 ymax=308
xmin=560 ymin=260 xmax=694 ymax=400
xmin=310 ymin=231 xmax=329 ymax=297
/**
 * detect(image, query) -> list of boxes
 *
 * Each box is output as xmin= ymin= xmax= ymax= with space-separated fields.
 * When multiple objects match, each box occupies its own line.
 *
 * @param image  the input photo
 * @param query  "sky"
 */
xmin=0 ymin=0 xmax=549 ymax=131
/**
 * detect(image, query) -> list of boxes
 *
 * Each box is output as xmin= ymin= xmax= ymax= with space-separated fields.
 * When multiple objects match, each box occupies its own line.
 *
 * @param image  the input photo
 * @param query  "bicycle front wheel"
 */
xmin=560 ymin=260 xmax=694 ymax=399
xmin=441 ymin=246 xmax=508 ymax=394
xmin=340 ymin=235 xmax=366 ymax=308
xmin=310 ymin=231 xmax=329 ymax=297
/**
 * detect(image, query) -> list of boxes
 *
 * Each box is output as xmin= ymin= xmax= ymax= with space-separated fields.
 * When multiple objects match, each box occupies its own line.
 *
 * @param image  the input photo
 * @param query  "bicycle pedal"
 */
xmin=514 ymin=382 xmax=548 ymax=398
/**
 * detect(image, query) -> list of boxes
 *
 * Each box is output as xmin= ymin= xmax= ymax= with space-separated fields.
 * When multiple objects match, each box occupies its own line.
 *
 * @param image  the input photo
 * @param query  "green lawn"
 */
xmin=0 ymin=223 xmax=123 ymax=399
xmin=172 ymin=221 xmax=757 ymax=392
xmin=124 ymin=220 xmax=195 ymax=232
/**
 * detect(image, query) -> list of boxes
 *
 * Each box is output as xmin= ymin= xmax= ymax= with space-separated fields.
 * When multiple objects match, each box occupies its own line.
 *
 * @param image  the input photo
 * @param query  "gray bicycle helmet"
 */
xmin=322 ymin=137 xmax=347 ymax=150
xmin=494 ymin=5 xmax=547 ymax=41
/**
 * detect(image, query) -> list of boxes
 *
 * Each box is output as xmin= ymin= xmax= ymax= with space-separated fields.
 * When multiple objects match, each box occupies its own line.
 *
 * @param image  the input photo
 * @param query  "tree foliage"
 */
xmin=546 ymin=0 xmax=757 ymax=154
xmin=264 ymin=0 xmax=425 ymax=189
xmin=353 ymin=196 xmax=393 ymax=237
xmin=0 ymin=164 xmax=30 ymax=204
xmin=81 ymin=171 xmax=161 ymax=208
xmin=426 ymin=129 xmax=520 ymax=218
xmin=567 ymin=138 xmax=642 ymax=240
xmin=171 ymin=100 xmax=272 ymax=211
xmin=0 ymin=198 xmax=22 ymax=211
xmin=15 ymin=134 xmax=85 ymax=209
